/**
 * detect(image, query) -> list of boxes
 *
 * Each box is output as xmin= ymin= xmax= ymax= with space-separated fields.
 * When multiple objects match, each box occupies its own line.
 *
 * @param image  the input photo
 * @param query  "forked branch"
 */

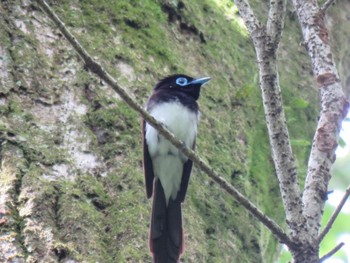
xmin=234 ymin=0 xmax=303 ymax=237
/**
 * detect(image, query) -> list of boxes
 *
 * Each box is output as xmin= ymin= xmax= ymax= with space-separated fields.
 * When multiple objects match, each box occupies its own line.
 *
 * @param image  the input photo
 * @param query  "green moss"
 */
xmin=56 ymin=178 xmax=112 ymax=261
xmin=85 ymin=96 xmax=139 ymax=161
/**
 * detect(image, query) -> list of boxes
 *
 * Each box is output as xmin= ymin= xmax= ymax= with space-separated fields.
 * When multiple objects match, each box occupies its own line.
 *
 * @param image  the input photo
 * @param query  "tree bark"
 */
xmin=234 ymin=0 xmax=304 ymax=242
xmin=235 ymin=0 xmax=349 ymax=262
xmin=289 ymin=1 xmax=349 ymax=261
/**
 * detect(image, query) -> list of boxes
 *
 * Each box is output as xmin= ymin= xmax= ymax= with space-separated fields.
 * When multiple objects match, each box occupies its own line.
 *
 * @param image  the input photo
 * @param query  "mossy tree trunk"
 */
xmin=0 ymin=0 xmax=349 ymax=262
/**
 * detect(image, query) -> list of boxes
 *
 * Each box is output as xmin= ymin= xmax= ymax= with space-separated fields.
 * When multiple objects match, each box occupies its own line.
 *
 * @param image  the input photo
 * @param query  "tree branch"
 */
xmin=234 ymin=0 xmax=303 ymax=238
xmin=291 ymin=0 xmax=349 ymax=240
xmin=321 ymin=0 xmax=336 ymax=12
xmin=35 ymin=0 xmax=295 ymax=248
xmin=319 ymin=242 xmax=345 ymax=262
xmin=318 ymin=185 xmax=350 ymax=244
xmin=267 ymin=0 xmax=287 ymax=46
xmin=234 ymin=0 xmax=261 ymax=36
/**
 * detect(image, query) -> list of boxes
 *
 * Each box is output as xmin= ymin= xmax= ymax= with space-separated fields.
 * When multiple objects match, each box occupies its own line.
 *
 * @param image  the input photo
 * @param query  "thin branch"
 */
xmin=321 ymin=0 xmax=336 ymax=12
xmin=35 ymin=0 xmax=295 ymax=248
xmin=318 ymin=185 xmax=350 ymax=244
xmin=319 ymin=242 xmax=345 ymax=262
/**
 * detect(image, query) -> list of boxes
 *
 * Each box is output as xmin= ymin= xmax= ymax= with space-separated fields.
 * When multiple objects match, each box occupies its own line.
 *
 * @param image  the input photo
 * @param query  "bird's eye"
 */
xmin=175 ymin=77 xmax=188 ymax=86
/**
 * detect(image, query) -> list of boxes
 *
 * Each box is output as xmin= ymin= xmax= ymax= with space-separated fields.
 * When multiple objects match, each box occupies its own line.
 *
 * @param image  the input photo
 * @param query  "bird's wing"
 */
xmin=177 ymin=140 xmax=196 ymax=202
xmin=142 ymin=119 xmax=154 ymax=198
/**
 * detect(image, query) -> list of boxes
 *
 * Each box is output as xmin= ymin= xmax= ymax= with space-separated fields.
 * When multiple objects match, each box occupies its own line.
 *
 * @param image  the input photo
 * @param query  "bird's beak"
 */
xmin=189 ymin=77 xmax=211 ymax=86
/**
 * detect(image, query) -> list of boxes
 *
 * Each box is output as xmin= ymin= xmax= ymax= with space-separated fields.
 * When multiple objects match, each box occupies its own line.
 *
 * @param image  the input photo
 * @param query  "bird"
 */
xmin=142 ymin=74 xmax=210 ymax=263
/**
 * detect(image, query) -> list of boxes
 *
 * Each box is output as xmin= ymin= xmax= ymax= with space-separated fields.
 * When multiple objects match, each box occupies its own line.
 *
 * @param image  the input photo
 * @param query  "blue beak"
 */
xmin=189 ymin=77 xmax=211 ymax=85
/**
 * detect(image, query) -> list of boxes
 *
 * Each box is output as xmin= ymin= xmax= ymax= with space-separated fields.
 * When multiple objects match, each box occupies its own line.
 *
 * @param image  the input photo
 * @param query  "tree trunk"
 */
xmin=291 ymin=244 xmax=319 ymax=263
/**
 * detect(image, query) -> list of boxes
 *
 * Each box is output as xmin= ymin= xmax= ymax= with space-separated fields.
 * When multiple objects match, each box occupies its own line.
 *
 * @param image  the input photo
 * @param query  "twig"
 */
xmin=35 ymin=0 xmax=295 ymax=248
xmin=318 ymin=185 xmax=350 ymax=244
xmin=321 ymin=0 xmax=336 ymax=12
xmin=319 ymin=242 xmax=345 ymax=262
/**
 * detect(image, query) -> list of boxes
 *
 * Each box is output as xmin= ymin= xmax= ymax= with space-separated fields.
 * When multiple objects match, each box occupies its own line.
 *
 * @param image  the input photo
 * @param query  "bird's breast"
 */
xmin=145 ymin=101 xmax=199 ymax=159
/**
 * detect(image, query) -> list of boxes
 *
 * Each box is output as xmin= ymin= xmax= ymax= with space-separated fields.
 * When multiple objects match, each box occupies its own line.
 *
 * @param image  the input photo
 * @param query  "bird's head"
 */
xmin=154 ymin=74 xmax=211 ymax=100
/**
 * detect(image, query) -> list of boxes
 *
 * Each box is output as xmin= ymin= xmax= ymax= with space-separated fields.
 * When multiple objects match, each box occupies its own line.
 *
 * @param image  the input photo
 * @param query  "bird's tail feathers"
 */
xmin=150 ymin=180 xmax=183 ymax=263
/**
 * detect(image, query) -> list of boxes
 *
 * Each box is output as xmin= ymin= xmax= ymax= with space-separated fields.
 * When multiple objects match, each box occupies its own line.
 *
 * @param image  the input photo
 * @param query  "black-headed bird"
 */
xmin=142 ymin=74 xmax=210 ymax=263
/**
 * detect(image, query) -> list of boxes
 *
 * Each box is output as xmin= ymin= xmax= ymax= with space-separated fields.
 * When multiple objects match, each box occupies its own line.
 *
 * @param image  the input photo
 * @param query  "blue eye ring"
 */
xmin=176 ymin=77 xmax=188 ymax=86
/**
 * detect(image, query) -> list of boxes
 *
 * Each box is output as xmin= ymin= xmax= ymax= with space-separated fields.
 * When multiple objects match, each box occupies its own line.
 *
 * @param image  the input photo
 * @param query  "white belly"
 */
xmin=145 ymin=101 xmax=199 ymax=203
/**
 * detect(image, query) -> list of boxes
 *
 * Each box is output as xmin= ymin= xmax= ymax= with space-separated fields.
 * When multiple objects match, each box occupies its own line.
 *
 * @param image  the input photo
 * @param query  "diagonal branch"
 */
xmin=234 ymin=0 xmax=261 ymax=35
xmin=321 ymin=0 xmax=336 ymax=12
xmin=319 ymin=242 xmax=345 ymax=262
xmin=318 ymin=185 xmax=350 ymax=244
xmin=35 ymin=0 xmax=295 ymax=248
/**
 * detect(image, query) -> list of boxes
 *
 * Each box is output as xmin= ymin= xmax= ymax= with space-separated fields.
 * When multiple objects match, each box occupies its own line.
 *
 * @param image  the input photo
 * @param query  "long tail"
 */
xmin=150 ymin=180 xmax=183 ymax=263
